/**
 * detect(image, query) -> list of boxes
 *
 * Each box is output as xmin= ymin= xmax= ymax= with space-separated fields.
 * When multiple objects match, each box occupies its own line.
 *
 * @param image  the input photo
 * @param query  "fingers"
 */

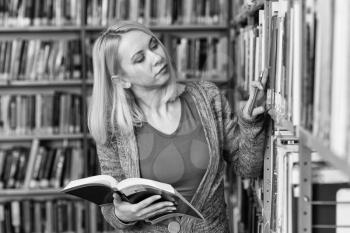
xmin=251 ymin=68 xmax=269 ymax=93
xmin=112 ymin=194 xmax=176 ymax=222
xmin=252 ymin=106 xmax=265 ymax=117
xmin=136 ymin=195 xmax=162 ymax=209
xmin=260 ymin=68 xmax=269 ymax=88
xmin=137 ymin=201 xmax=176 ymax=219
xmin=142 ymin=205 xmax=177 ymax=220
xmin=113 ymin=193 xmax=122 ymax=205
xmin=251 ymin=81 xmax=264 ymax=91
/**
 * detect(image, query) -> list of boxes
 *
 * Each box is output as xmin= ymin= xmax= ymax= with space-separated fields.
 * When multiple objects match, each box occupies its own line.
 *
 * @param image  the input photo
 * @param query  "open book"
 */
xmin=61 ymin=175 xmax=204 ymax=224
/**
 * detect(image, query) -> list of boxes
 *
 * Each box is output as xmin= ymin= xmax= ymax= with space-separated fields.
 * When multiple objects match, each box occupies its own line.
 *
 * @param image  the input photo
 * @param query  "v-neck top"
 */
xmin=135 ymin=91 xmax=210 ymax=202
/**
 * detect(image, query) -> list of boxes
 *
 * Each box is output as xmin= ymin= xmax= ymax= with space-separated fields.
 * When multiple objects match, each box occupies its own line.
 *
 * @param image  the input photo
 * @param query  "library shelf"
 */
xmin=268 ymin=109 xmax=295 ymax=132
xmin=299 ymin=127 xmax=350 ymax=179
xmin=312 ymin=225 xmax=350 ymax=229
xmin=310 ymin=201 xmax=350 ymax=205
xmin=0 ymin=189 xmax=78 ymax=201
xmin=0 ymin=26 xmax=82 ymax=33
xmin=85 ymin=24 xmax=228 ymax=33
xmin=85 ymin=78 xmax=229 ymax=86
xmin=0 ymin=134 xmax=86 ymax=141
xmin=232 ymin=0 xmax=264 ymax=25
xmin=0 ymin=80 xmax=84 ymax=88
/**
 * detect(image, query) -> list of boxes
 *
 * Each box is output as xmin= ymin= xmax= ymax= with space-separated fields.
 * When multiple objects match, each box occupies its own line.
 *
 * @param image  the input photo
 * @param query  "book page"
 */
xmin=63 ymin=175 xmax=117 ymax=190
xmin=117 ymin=178 xmax=174 ymax=194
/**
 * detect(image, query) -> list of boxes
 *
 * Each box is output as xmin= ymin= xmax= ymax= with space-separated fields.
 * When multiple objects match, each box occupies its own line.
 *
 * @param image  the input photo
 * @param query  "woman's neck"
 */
xmin=133 ymin=87 xmax=169 ymax=115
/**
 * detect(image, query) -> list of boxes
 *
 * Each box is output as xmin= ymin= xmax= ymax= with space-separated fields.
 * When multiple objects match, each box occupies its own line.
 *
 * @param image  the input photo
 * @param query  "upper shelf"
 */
xmin=0 ymin=26 xmax=82 ymax=33
xmin=85 ymin=24 xmax=228 ymax=33
xmin=299 ymin=127 xmax=350 ymax=179
xmin=85 ymin=78 xmax=229 ymax=86
xmin=232 ymin=0 xmax=264 ymax=26
xmin=0 ymin=24 xmax=228 ymax=34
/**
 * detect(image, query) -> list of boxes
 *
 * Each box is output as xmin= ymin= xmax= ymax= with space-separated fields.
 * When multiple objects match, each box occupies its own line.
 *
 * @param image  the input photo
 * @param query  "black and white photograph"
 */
xmin=0 ymin=0 xmax=349 ymax=232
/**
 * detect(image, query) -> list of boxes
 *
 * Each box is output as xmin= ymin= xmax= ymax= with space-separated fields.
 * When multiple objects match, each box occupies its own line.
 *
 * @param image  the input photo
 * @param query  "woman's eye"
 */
xmin=150 ymin=39 xmax=158 ymax=50
xmin=135 ymin=54 xmax=145 ymax=63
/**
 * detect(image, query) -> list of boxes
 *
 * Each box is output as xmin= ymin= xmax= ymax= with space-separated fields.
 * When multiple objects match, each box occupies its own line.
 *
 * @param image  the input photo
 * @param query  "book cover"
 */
xmin=62 ymin=175 xmax=205 ymax=224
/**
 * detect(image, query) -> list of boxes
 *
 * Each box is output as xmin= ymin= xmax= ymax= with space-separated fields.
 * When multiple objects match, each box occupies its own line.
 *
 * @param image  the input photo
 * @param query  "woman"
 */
xmin=88 ymin=20 xmax=267 ymax=233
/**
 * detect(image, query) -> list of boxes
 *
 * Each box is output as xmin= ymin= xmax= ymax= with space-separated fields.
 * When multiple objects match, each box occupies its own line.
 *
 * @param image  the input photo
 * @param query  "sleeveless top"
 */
xmin=135 ymin=91 xmax=210 ymax=201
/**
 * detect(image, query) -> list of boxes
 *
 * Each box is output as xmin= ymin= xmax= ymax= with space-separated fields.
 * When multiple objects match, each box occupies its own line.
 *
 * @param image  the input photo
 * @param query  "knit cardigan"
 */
xmin=96 ymin=81 xmax=266 ymax=233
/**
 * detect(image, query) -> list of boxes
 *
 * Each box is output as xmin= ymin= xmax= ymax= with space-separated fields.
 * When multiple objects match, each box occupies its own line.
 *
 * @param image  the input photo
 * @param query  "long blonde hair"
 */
xmin=88 ymin=21 xmax=177 ymax=144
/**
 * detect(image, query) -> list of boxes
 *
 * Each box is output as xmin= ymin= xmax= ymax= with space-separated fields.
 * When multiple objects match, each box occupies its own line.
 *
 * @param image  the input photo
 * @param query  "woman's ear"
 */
xmin=111 ymin=75 xmax=131 ymax=89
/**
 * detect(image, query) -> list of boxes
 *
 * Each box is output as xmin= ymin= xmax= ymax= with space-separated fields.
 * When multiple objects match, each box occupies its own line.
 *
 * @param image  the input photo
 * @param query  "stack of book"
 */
xmin=0 ymin=0 xmax=82 ymax=26
xmin=0 ymin=39 xmax=82 ymax=83
xmin=0 ymin=199 xmax=87 ymax=233
xmin=0 ymin=93 xmax=83 ymax=135
xmin=86 ymin=0 xmax=228 ymax=26
xmin=0 ymin=141 xmax=89 ymax=190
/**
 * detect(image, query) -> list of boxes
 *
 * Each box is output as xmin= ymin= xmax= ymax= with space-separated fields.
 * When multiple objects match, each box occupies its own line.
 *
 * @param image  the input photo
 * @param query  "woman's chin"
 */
xmin=155 ymin=72 xmax=171 ymax=84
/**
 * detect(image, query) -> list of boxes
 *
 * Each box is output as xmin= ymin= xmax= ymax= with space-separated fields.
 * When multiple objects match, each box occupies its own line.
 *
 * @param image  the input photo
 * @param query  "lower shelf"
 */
xmin=299 ymin=127 xmax=350 ymax=179
xmin=0 ymin=189 xmax=78 ymax=202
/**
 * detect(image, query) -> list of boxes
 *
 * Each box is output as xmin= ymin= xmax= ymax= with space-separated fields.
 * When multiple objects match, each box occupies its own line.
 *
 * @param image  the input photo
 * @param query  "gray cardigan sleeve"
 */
xmin=96 ymin=141 xmax=137 ymax=229
xmin=206 ymin=82 xmax=266 ymax=178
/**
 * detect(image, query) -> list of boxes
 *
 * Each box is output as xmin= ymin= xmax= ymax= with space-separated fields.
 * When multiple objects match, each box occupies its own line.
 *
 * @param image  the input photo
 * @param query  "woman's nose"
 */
xmin=150 ymin=50 xmax=164 ymax=66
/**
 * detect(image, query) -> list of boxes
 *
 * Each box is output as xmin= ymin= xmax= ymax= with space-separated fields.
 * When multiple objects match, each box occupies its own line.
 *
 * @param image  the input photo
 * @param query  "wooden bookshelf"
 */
xmin=0 ymin=80 xmax=84 ymax=92
xmin=0 ymin=80 xmax=83 ymax=86
xmin=0 ymin=133 xmax=86 ymax=141
xmin=85 ymin=24 xmax=228 ymax=33
xmin=0 ymin=1 xmax=233 ymax=232
xmin=299 ymin=127 xmax=350 ymax=179
xmin=0 ymin=26 xmax=82 ymax=33
xmin=86 ymin=78 xmax=230 ymax=86
xmin=0 ymin=189 xmax=77 ymax=202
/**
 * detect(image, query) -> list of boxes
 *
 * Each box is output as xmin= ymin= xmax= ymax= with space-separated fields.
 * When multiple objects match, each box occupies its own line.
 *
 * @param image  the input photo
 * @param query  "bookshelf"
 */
xmin=231 ymin=0 xmax=350 ymax=232
xmin=0 ymin=134 xmax=86 ymax=141
xmin=0 ymin=0 xmax=233 ymax=232
xmin=0 ymin=189 xmax=78 ymax=202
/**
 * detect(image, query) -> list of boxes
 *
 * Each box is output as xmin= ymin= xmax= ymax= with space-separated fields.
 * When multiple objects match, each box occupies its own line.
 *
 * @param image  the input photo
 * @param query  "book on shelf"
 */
xmin=85 ymin=35 xmax=229 ymax=82
xmin=336 ymin=189 xmax=350 ymax=232
xmin=0 ymin=92 xmax=82 ymax=136
xmin=0 ymin=199 xmax=87 ymax=233
xmin=305 ymin=0 xmax=350 ymax=161
xmin=62 ymin=175 xmax=205 ymax=224
xmin=0 ymin=39 xmax=82 ymax=83
xmin=268 ymin=133 xmax=298 ymax=233
xmin=0 ymin=140 xmax=89 ymax=190
xmin=86 ymin=0 xmax=227 ymax=26
xmin=329 ymin=0 xmax=350 ymax=159
xmin=232 ymin=0 xmax=303 ymax=126
xmin=0 ymin=0 xmax=81 ymax=27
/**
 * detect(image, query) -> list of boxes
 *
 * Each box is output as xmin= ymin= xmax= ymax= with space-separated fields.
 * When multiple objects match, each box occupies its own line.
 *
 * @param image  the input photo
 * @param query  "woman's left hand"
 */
xmin=242 ymin=68 xmax=269 ymax=121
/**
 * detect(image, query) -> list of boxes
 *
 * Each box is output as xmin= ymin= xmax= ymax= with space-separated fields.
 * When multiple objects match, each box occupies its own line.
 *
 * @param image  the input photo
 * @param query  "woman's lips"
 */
xmin=156 ymin=64 xmax=168 ymax=76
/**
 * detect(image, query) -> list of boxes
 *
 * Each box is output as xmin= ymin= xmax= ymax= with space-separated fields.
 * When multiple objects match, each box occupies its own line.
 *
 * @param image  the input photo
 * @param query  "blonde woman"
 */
xmin=88 ymin=20 xmax=267 ymax=233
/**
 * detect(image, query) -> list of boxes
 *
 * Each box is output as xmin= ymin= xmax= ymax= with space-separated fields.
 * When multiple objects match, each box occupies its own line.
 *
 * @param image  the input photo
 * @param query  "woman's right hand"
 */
xmin=113 ymin=193 xmax=177 ymax=223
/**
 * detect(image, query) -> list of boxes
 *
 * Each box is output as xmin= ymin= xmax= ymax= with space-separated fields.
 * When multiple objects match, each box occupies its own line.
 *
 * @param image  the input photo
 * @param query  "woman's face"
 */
xmin=117 ymin=30 xmax=170 ymax=89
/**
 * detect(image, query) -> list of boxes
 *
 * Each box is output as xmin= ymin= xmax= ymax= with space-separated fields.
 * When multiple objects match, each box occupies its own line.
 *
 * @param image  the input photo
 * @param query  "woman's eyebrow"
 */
xmin=149 ymin=37 xmax=155 ymax=46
